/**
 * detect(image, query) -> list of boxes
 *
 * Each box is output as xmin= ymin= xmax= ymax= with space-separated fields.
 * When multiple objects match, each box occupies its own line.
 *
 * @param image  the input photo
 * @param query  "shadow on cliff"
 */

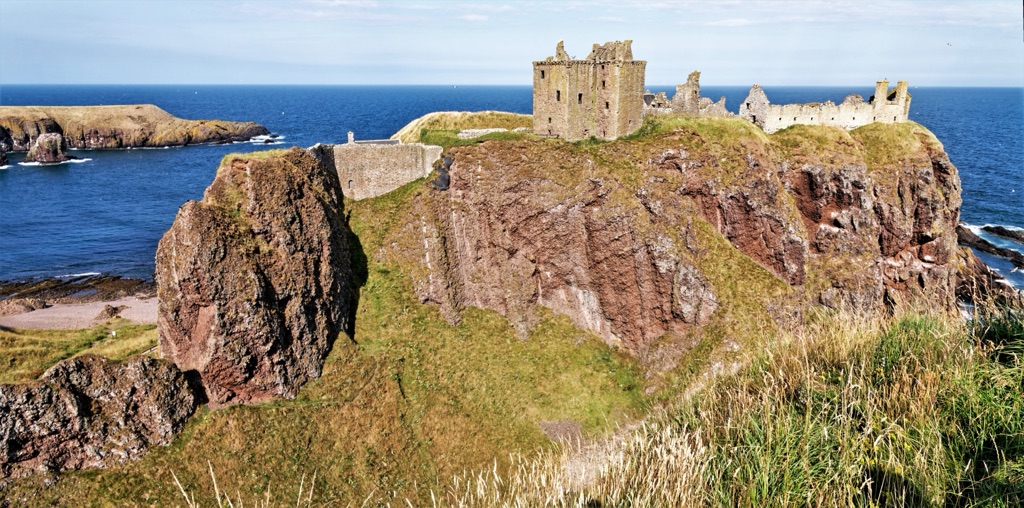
xmin=341 ymin=210 xmax=369 ymax=342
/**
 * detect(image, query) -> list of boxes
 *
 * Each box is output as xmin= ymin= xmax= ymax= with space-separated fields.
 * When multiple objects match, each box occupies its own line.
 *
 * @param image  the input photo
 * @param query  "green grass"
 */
xmin=0 ymin=321 xmax=157 ymax=384
xmin=391 ymin=111 xmax=532 ymax=144
xmin=4 ymin=183 xmax=646 ymax=505
xmin=419 ymin=128 xmax=532 ymax=148
xmin=442 ymin=306 xmax=1024 ymax=507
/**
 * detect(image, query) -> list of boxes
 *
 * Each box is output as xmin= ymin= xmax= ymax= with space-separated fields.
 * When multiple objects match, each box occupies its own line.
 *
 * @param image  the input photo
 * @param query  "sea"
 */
xmin=0 ymin=85 xmax=1022 ymax=288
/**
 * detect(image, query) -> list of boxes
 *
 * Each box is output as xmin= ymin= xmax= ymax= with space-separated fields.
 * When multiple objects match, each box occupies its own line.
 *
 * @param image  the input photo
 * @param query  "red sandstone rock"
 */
xmin=0 ymin=355 xmax=197 ymax=480
xmin=23 ymin=132 xmax=71 ymax=163
xmin=155 ymin=147 xmax=355 ymax=406
xmin=377 ymin=123 xmax=964 ymax=363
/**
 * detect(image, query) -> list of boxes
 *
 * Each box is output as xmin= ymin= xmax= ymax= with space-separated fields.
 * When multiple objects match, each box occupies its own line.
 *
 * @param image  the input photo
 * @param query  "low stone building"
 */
xmin=308 ymin=132 xmax=442 ymax=200
xmin=739 ymin=80 xmax=911 ymax=133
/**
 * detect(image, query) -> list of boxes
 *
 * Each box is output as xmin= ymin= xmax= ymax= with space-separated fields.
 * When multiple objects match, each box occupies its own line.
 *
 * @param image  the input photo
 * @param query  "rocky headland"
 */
xmin=0 ymin=104 xmax=269 ymax=157
xmin=2 ymin=114 xmax=1017 ymax=497
xmin=375 ymin=120 xmax=966 ymax=358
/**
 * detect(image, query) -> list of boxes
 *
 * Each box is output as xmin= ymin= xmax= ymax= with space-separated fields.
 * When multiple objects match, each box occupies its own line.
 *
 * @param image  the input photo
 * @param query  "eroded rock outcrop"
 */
xmin=0 ymin=104 xmax=268 ymax=151
xmin=23 ymin=132 xmax=73 ymax=163
xmin=373 ymin=120 xmax=963 ymax=361
xmin=156 ymin=147 xmax=355 ymax=406
xmin=0 ymin=355 xmax=197 ymax=480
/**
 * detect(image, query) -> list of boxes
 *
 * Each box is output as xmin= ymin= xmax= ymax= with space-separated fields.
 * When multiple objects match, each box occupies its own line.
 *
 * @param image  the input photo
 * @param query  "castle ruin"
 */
xmin=739 ymin=80 xmax=911 ymax=134
xmin=532 ymin=40 xmax=646 ymax=141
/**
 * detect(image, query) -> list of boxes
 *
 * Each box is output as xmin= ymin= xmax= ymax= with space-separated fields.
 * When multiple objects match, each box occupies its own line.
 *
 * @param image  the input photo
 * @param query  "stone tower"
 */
xmin=532 ymin=40 xmax=646 ymax=141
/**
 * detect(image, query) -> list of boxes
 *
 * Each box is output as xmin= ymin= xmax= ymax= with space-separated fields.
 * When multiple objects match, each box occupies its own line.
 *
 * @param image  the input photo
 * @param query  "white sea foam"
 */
xmin=248 ymin=134 xmax=285 ymax=144
xmin=17 ymin=158 xmax=92 ymax=167
xmin=56 ymin=272 xmax=101 ymax=278
xmin=0 ymin=165 xmax=10 ymax=170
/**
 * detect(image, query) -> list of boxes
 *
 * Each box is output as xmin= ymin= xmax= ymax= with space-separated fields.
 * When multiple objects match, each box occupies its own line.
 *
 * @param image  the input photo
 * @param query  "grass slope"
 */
xmin=3 ymin=179 xmax=645 ymax=506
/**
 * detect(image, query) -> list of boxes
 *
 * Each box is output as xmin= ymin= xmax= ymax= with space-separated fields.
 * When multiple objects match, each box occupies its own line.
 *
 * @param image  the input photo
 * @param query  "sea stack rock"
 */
xmin=0 ymin=150 xmax=8 ymax=167
xmin=0 ymin=355 xmax=198 ymax=480
xmin=156 ymin=147 xmax=355 ymax=407
xmin=23 ymin=132 xmax=71 ymax=163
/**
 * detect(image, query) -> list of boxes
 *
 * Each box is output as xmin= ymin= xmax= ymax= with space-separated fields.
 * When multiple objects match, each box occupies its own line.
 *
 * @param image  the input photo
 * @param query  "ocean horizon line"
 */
xmin=2 ymin=83 xmax=1022 ymax=89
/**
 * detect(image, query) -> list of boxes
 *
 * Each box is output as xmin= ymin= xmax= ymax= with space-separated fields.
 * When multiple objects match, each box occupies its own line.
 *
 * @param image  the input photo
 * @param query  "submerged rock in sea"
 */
xmin=0 ymin=150 xmax=7 ymax=167
xmin=0 ymin=355 xmax=198 ymax=480
xmin=23 ymin=132 xmax=72 ymax=164
xmin=156 ymin=147 xmax=356 ymax=407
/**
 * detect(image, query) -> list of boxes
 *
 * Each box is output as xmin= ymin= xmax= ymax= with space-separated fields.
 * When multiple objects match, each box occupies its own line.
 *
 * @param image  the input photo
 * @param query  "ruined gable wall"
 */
xmin=319 ymin=143 xmax=442 ymax=200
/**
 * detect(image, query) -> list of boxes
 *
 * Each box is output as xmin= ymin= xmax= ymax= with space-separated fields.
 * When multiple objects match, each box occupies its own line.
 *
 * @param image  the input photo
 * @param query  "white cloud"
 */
xmin=459 ymin=13 xmax=489 ymax=22
xmin=706 ymin=18 xmax=757 ymax=27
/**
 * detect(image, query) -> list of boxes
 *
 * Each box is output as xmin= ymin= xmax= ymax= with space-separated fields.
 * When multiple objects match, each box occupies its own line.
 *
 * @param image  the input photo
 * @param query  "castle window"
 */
xmin=605 ymin=101 xmax=610 ymax=110
xmin=746 ymin=102 xmax=750 ymax=108
xmin=348 ymin=180 xmax=353 ymax=189
xmin=602 ymin=80 xmax=606 ymax=88
xmin=793 ymin=117 xmax=797 ymax=121
xmin=540 ymin=70 xmax=545 ymax=79
xmin=548 ymin=117 xmax=552 ymax=124
xmin=578 ymin=93 xmax=583 ymax=104
xmin=831 ymin=117 xmax=835 ymax=120
xmin=556 ymin=90 xmax=561 ymax=101
xmin=893 ymin=116 xmax=897 ymax=121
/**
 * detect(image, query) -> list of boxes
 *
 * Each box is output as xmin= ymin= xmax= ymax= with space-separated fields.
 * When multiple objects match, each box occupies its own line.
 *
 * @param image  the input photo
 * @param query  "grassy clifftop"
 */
xmin=390 ymin=110 xmax=531 ymax=144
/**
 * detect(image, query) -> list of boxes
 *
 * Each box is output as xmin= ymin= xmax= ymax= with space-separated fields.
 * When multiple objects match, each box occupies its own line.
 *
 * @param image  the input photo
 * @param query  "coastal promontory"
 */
xmin=0 ymin=104 xmax=269 ymax=151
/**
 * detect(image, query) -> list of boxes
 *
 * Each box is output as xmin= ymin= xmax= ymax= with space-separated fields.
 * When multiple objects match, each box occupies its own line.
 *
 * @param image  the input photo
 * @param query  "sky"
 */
xmin=0 ymin=0 xmax=1021 ymax=86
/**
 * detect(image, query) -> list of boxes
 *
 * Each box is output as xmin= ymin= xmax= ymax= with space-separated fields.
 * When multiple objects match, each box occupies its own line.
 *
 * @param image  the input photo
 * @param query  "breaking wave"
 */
xmin=17 ymin=158 xmax=93 ymax=167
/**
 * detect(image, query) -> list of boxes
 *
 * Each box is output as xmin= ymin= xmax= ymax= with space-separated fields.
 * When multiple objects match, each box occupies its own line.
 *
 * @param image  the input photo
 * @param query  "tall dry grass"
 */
xmin=439 ymin=305 xmax=1024 ymax=507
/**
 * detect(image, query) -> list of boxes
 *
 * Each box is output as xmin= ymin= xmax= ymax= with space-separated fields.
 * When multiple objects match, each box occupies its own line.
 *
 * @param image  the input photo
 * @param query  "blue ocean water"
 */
xmin=0 ymin=85 xmax=1021 ymax=287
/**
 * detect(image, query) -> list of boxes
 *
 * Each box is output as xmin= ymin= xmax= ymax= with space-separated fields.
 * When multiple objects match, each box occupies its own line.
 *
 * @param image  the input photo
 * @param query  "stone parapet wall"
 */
xmin=308 ymin=141 xmax=442 ymax=200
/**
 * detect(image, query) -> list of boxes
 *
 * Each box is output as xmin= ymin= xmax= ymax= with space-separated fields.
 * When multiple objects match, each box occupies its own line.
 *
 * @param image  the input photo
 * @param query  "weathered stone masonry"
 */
xmin=533 ymin=40 xmax=646 ymax=141
xmin=739 ymin=79 xmax=911 ymax=134
xmin=309 ymin=133 xmax=442 ymax=200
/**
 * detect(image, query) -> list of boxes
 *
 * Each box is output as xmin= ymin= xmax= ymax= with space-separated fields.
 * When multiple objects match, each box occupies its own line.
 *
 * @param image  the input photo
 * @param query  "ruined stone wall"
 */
xmin=645 ymin=70 xmax=732 ymax=119
xmin=741 ymin=80 xmax=911 ymax=134
xmin=532 ymin=40 xmax=645 ymax=141
xmin=308 ymin=141 xmax=442 ymax=200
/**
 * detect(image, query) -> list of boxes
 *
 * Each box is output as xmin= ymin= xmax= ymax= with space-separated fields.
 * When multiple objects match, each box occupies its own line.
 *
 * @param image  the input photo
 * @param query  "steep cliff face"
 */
xmin=373 ymin=119 xmax=961 ymax=361
xmin=0 ymin=104 xmax=268 ymax=151
xmin=155 ymin=148 xmax=356 ymax=407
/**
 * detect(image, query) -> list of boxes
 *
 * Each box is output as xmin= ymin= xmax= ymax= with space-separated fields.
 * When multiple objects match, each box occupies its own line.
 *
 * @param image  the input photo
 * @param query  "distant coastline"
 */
xmin=0 ymin=104 xmax=269 ymax=156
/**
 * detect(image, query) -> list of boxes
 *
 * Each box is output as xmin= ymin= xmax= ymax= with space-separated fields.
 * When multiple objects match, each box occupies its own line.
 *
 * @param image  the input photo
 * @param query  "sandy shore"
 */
xmin=0 ymin=295 xmax=157 ymax=330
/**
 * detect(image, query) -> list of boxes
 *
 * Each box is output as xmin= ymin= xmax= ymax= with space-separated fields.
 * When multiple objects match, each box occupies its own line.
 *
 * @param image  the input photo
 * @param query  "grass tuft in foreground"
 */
xmin=441 ymin=305 xmax=1024 ymax=507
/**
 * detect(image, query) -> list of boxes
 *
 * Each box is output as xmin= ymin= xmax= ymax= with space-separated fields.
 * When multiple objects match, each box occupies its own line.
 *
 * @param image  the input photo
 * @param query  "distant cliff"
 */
xmin=0 ymin=104 xmax=268 ymax=151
